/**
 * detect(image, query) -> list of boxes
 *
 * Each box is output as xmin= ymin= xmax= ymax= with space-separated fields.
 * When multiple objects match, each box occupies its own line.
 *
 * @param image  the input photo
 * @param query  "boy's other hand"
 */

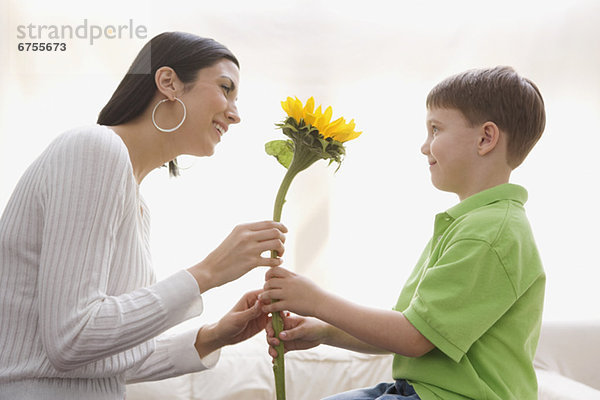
xmin=265 ymin=312 xmax=329 ymax=359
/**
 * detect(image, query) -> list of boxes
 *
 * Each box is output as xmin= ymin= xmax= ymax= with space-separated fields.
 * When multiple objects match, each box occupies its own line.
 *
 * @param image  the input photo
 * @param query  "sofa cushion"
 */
xmin=537 ymin=369 xmax=600 ymax=400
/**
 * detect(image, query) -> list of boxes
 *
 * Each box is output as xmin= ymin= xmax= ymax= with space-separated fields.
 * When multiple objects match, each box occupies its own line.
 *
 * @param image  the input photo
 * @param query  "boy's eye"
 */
xmin=432 ymin=126 xmax=439 ymax=135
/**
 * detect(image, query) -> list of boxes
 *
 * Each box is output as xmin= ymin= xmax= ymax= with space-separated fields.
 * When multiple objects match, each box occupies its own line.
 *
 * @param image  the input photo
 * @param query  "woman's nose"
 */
xmin=226 ymin=104 xmax=241 ymax=124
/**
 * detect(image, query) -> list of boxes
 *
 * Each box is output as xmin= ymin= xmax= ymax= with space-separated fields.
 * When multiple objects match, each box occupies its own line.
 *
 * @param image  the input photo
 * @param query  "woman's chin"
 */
xmin=187 ymin=145 xmax=216 ymax=158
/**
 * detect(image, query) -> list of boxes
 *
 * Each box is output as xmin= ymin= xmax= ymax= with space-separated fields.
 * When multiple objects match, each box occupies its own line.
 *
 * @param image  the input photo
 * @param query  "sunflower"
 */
xmin=281 ymin=96 xmax=362 ymax=143
xmin=267 ymin=97 xmax=361 ymax=171
xmin=265 ymin=96 xmax=362 ymax=400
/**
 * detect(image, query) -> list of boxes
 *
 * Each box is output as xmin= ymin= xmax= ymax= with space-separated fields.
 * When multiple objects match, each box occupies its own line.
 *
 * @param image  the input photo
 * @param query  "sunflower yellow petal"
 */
xmin=281 ymin=96 xmax=302 ymax=122
xmin=344 ymin=129 xmax=363 ymax=141
xmin=345 ymin=119 xmax=356 ymax=131
xmin=322 ymin=117 xmax=345 ymax=139
xmin=323 ymin=106 xmax=333 ymax=124
xmin=336 ymin=122 xmax=362 ymax=142
xmin=332 ymin=128 xmax=353 ymax=142
xmin=329 ymin=126 xmax=350 ymax=142
xmin=304 ymin=111 xmax=316 ymax=125
xmin=290 ymin=97 xmax=303 ymax=122
xmin=314 ymin=105 xmax=323 ymax=117
xmin=331 ymin=118 xmax=363 ymax=142
xmin=303 ymin=97 xmax=315 ymax=115
xmin=315 ymin=106 xmax=333 ymax=133
xmin=281 ymin=97 xmax=294 ymax=117
xmin=309 ymin=105 xmax=322 ymax=129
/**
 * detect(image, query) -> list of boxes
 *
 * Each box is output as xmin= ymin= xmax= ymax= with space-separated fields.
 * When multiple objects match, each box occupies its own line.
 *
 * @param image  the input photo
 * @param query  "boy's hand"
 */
xmin=260 ymin=266 xmax=327 ymax=318
xmin=265 ymin=313 xmax=329 ymax=359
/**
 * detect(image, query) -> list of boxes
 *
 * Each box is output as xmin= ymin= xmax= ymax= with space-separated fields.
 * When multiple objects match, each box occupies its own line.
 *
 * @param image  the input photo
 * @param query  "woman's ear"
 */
xmin=478 ymin=121 xmax=500 ymax=156
xmin=154 ymin=67 xmax=183 ymax=100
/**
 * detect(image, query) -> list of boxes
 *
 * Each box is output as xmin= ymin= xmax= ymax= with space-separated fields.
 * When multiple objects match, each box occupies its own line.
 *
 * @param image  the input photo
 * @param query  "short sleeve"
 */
xmin=403 ymin=239 xmax=517 ymax=363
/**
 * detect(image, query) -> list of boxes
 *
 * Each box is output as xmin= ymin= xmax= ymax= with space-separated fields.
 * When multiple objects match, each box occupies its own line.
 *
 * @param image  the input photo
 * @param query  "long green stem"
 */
xmin=270 ymin=167 xmax=298 ymax=400
xmin=270 ymin=144 xmax=320 ymax=400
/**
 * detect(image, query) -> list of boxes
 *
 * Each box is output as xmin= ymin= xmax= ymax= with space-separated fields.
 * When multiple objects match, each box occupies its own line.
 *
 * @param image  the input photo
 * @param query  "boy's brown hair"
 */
xmin=426 ymin=66 xmax=545 ymax=168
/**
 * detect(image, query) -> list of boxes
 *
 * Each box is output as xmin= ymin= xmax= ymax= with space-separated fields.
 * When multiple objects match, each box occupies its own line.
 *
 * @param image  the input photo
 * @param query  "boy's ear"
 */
xmin=154 ymin=66 xmax=184 ymax=100
xmin=477 ymin=121 xmax=500 ymax=156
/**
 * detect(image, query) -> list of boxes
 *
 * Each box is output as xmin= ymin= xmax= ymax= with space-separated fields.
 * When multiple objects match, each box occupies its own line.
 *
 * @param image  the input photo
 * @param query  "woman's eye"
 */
xmin=221 ymin=85 xmax=231 ymax=94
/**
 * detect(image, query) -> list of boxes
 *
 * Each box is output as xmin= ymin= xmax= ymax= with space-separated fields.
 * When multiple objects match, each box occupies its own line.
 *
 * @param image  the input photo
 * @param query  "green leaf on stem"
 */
xmin=265 ymin=140 xmax=294 ymax=169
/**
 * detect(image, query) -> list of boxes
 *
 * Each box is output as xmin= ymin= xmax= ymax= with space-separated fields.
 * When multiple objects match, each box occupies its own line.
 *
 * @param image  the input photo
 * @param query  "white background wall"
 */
xmin=1 ymin=0 xmax=599 ymax=333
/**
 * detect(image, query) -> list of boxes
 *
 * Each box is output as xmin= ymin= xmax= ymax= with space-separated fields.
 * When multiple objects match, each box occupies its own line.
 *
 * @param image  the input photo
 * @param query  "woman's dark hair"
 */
xmin=97 ymin=32 xmax=239 ymax=176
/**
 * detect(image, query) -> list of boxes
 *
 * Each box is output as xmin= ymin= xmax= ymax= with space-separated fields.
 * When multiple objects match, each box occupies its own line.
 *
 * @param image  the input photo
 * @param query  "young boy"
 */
xmin=260 ymin=66 xmax=546 ymax=400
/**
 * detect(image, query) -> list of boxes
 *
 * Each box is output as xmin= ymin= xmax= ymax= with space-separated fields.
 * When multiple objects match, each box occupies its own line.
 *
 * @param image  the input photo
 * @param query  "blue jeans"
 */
xmin=322 ymin=380 xmax=421 ymax=400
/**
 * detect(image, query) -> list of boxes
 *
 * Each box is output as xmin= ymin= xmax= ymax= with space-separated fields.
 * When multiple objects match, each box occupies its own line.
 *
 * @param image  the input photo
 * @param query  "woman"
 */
xmin=0 ymin=32 xmax=286 ymax=399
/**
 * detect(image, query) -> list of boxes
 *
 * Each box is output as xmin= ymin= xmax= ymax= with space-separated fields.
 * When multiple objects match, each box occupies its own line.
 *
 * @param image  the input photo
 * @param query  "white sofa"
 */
xmin=127 ymin=321 xmax=600 ymax=400
xmin=534 ymin=321 xmax=600 ymax=399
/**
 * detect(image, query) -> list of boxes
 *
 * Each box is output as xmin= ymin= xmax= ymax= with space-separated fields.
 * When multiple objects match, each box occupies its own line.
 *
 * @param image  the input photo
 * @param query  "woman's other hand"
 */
xmin=194 ymin=290 xmax=268 ymax=358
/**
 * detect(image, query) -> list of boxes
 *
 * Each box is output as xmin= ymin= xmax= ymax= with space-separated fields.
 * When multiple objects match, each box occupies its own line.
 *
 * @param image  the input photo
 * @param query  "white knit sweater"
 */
xmin=0 ymin=125 xmax=219 ymax=399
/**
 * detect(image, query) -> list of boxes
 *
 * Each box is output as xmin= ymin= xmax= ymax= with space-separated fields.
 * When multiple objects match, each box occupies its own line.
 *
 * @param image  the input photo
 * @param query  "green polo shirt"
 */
xmin=393 ymin=184 xmax=545 ymax=400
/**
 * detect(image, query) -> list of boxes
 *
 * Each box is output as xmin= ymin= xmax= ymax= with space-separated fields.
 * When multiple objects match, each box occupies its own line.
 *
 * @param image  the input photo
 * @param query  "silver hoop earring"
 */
xmin=152 ymin=97 xmax=187 ymax=133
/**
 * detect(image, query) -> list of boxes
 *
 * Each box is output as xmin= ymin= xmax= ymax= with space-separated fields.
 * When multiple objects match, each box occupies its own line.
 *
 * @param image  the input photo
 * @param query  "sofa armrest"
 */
xmin=534 ymin=320 xmax=600 ymax=391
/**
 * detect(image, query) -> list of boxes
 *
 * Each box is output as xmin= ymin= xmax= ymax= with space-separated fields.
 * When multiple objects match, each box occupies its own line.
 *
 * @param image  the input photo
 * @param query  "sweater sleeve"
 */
xmin=37 ymin=129 xmax=204 ymax=375
xmin=124 ymin=272 xmax=222 ymax=383
xmin=125 ymin=326 xmax=221 ymax=383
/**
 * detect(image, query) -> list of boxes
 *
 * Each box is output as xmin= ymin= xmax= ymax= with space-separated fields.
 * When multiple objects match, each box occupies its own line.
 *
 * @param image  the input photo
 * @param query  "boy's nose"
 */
xmin=421 ymin=140 xmax=430 ymax=156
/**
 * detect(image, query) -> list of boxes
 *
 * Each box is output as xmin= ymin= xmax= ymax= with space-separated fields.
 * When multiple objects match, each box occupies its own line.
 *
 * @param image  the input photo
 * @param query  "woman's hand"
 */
xmin=259 ymin=266 xmax=327 ymax=318
xmin=216 ymin=289 xmax=269 ymax=346
xmin=189 ymin=221 xmax=287 ymax=293
xmin=195 ymin=290 xmax=268 ymax=358
xmin=265 ymin=313 xmax=330 ymax=359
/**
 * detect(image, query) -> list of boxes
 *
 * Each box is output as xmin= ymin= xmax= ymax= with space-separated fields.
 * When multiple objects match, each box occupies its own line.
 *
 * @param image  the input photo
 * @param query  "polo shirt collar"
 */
xmin=445 ymin=183 xmax=528 ymax=220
